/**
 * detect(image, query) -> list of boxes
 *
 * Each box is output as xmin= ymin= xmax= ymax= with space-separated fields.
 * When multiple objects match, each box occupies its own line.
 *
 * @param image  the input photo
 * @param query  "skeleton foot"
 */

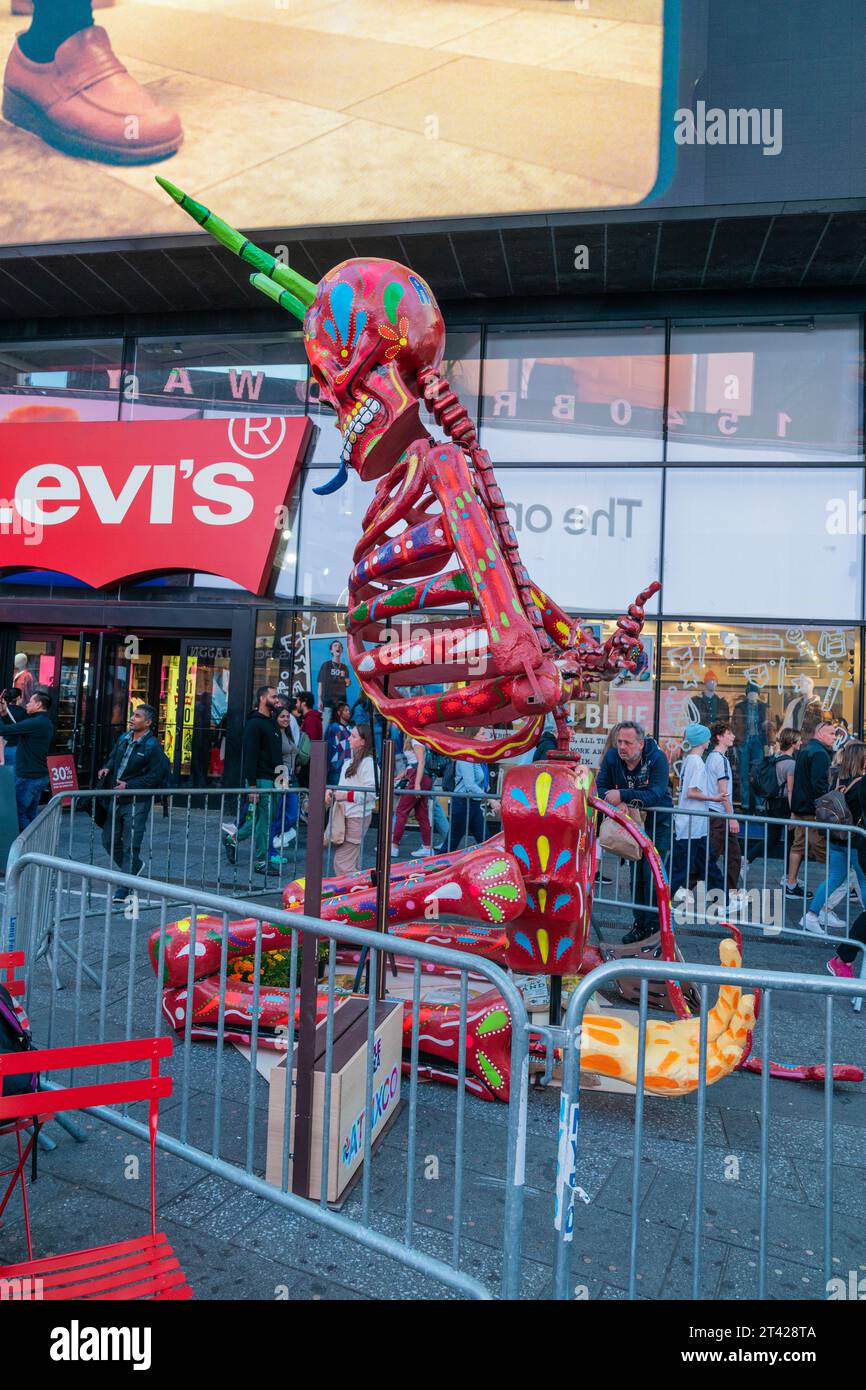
xmin=579 ymin=939 xmax=755 ymax=1095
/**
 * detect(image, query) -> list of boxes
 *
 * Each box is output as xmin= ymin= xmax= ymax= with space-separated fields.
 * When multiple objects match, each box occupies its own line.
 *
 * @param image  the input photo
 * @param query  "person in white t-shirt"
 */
xmin=670 ymin=723 xmax=726 ymax=899
xmin=705 ymin=720 xmax=743 ymax=908
xmin=324 ymin=723 xmax=376 ymax=876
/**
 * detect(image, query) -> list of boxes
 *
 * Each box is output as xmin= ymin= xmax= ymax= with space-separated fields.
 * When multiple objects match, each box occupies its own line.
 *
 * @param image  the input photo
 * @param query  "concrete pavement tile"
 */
xmin=238 ymin=1200 xmax=550 ymax=1298
xmin=290 ymin=0 xmax=521 ymax=47
xmin=156 ymin=1220 xmax=303 ymax=1300
xmin=717 ymin=1251 xmax=830 ymax=1301
xmin=0 ymin=126 xmax=175 ymax=247
xmin=205 ymin=118 xmax=634 ymax=228
xmin=545 ymin=18 xmax=664 ymax=88
xmin=158 ymin=1088 xmax=268 ymax=1171
xmin=345 ymin=57 xmax=660 ymax=193
xmin=560 ymin=1206 xmax=681 ymax=1299
xmin=791 ymin=1159 xmax=866 ymax=1220
xmin=681 ymin=1177 xmax=866 ymax=1273
xmin=720 ymin=1105 xmax=763 ymax=1152
xmin=160 ymin=1172 xmax=271 ymax=1230
xmin=563 ymin=0 xmax=663 ymax=19
xmin=100 ymin=82 xmax=348 ymax=204
xmin=284 ymin=1272 xmax=369 ymax=1299
xmin=17 ymin=1117 xmax=205 ymax=1206
xmin=435 ymin=11 xmax=621 ymax=66
xmin=658 ymin=1229 xmax=729 ymax=1300
xmin=106 ymin=6 xmax=458 ymax=109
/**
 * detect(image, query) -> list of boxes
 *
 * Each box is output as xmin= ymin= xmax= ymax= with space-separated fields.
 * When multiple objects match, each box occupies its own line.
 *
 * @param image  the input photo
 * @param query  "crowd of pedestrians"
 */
xmin=3 ymin=648 xmax=865 ymax=987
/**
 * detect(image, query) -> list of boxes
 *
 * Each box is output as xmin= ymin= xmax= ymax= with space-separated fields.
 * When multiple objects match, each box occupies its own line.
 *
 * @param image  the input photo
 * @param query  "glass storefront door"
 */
xmin=99 ymin=636 xmax=231 ymax=785
xmin=179 ymin=642 xmax=231 ymax=786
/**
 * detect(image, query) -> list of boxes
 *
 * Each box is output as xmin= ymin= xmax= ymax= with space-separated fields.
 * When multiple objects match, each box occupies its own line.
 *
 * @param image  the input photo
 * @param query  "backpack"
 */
xmin=815 ymin=777 xmax=862 ymax=844
xmin=751 ymin=754 xmax=786 ymax=807
xmin=442 ymin=759 xmax=457 ymax=794
xmin=295 ymin=732 xmax=312 ymax=769
xmin=425 ymin=749 xmax=447 ymax=781
xmin=153 ymin=743 xmax=175 ymax=789
xmin=0 ymin=983 xmax=37 ymax=1099
xmin=0 ymin=984 xmax=40 ymax=1178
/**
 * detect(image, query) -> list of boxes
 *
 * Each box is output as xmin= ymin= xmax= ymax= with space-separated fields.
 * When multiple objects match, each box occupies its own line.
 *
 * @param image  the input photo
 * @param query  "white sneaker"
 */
xmin=411 ymin=844 xmax=434 ymax=857
xmin=273 ymin=828 xmax=296 ymax=850
xmin=818 ymin=907 xmax=845 ymax=930
xmin=800 ymin=912 xmax=826 ymax=935
xmin=221 ymin=821 xmax=237 ymax=836
xmin=391 ymin=844 xmax=400 ymax=857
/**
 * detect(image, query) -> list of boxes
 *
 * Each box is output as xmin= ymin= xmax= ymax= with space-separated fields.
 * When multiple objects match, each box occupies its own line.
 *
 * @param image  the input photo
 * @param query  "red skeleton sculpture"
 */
xmin=155 ymin=181 xmax=859 ymax=1101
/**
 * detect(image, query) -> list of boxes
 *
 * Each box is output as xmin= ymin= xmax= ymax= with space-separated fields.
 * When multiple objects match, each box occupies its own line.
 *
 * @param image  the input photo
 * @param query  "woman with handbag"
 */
xmin=270 ymin=706 xmax=300 ymax=852
xmin=325 ymin=723 xmax=376 ymax=875
xmin=803 ymin=739 xmax=866 ymax=936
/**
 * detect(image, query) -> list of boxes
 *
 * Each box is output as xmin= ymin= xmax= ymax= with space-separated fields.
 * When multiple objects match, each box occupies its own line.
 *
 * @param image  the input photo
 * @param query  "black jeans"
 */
xmin=448 ymin=796 xmax=486 ymax=850
xmin=102 ymin=798 xmax=150 ymax=875
xmin=631 ymin=807 xmax=672 ymax=931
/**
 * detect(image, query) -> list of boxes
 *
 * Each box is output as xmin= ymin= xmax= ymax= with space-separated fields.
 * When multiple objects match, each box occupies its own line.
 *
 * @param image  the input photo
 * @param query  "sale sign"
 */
xmin=47 ymin=754 xmax=79 ymax=806
xmin=0 ymin=416 xmax=312 ymax=593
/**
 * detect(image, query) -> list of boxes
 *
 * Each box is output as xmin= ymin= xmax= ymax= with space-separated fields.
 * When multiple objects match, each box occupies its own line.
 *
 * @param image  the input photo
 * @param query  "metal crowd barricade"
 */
xmin=7 ymin=850 xmax=529 ymax=1301
xmin=2 ymin=781 xmax=504 ymax=960
xmin=553 ymin=955 xmax=866 ymax=1301
xmin=593 ymin=804 xmax=866 ymax=1010
xmin=2 ymin=792 xmax=62 ymax=955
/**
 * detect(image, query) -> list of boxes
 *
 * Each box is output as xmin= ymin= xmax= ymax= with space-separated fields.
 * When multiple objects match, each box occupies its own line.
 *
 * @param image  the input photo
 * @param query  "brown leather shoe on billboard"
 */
xmin=2 ymin=26 xmax=182 ymax=164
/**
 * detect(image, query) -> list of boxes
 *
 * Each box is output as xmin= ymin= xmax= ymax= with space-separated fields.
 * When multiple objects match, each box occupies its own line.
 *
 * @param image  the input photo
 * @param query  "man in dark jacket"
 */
xmin=784 ymin=719 xmax=835 ymax=897
xmin=98 ymin=703 xmax=166 ymax=897
xmin=228 ymin=686 xmax=282 ymax=871
xmin=595 ymin=721 xmax=673 ymax=944
xmin=0 ymin=688 xmax=54 ymax=829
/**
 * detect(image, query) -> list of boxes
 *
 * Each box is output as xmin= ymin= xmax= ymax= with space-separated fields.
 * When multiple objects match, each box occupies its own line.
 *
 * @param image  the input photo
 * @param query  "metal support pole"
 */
xmin=292 ymin=738 xmax=327 ymax=1198
xmin=374 ymin=738 xmax=396 ymax=1001
xmin=549 ymin=974 xmax=563 ymax=1028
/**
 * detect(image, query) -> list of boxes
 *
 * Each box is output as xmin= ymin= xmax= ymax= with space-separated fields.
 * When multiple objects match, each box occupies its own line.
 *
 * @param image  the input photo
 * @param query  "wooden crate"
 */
xmin=266 ymin=997 xmax=403 ymax=1203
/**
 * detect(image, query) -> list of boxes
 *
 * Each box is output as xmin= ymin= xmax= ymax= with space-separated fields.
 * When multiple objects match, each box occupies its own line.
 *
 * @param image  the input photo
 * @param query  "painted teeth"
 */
xmin=340 ymin=398 xmax=382 ymax=458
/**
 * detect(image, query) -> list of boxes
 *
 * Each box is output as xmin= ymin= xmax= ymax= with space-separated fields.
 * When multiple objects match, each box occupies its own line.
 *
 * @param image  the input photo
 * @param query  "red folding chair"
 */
xmin=0 ymin=1033 xmax=192 ymax=1299
xmin=0 ymin=951 xmax=36 ymax=1259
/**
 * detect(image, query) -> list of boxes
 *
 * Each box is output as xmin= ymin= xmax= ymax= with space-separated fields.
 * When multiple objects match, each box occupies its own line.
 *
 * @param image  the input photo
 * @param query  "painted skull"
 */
xmin=304 ymin=259 xmax=446 ymax=483
xmin=154 ymin=183 xmax=445 ymax=490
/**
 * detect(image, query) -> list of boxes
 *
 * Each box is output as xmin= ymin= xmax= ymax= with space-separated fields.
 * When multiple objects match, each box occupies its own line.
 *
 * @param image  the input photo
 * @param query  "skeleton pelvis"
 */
xmin=501 ymin=761 xmax=595 ymax=975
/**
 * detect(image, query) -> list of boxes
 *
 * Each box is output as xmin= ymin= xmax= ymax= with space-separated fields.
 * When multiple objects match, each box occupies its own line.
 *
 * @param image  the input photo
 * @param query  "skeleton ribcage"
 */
xmin=344 ymin=439 xmax=558 ymax=759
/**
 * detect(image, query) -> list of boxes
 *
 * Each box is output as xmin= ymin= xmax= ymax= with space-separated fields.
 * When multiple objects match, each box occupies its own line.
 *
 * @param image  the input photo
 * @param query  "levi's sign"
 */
xmin=0 ymin=416 xmax=311 ymax=592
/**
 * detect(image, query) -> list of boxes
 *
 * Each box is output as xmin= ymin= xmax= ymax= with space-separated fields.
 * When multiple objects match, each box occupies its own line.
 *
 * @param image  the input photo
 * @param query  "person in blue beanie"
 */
xmin=669 ymin=722 xmax=725 ymax=900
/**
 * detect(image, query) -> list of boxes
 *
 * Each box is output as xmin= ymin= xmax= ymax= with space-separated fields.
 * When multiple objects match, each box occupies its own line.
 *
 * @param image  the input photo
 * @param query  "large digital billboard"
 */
xmin=0 ymin=0 xmax=862 ymax=247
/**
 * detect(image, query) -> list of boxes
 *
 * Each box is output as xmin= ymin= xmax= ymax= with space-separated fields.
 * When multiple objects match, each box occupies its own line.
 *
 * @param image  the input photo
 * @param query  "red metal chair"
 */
xmin=0 ymin=951 xmax=36 ymax=1259
xmin=0 ymin=1032 xmax=192 ymax=1299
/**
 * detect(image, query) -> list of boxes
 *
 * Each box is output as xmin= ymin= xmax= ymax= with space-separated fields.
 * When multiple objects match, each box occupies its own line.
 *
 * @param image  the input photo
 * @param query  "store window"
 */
xmin=662 ymin=468 xmax=863 ymax=622
xmin=291 ymin=470 xmax=376 ymax=606
xmin=566 ymin=619 xmax=658 ymax=769
xmin=667 ymin=319 xmax=862 ymax=461
xmin=254 ymin=610 xmax=364 ymax=718
xmin=498 ymin=467 xmax=661 ymax=612
xmin=479 ymin=326 xmax=666 ymax=463
xmin=123 ymin=334 xmax=308 ymax=421
xmin=0 ymin=339 xmax=122 ymax=423
xmin=658 ymin=620 xmax=860 ymax=793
